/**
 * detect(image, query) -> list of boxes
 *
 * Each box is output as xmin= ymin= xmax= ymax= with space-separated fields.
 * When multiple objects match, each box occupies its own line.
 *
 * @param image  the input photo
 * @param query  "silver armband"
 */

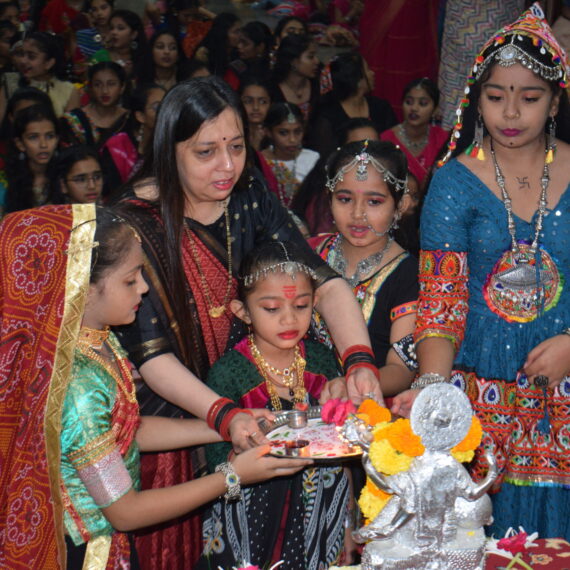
xmin=410 ymin=372 xmax=449 ymax=390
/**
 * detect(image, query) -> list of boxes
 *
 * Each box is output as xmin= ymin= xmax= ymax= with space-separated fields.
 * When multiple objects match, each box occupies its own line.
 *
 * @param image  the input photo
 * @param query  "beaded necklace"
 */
xmin=327 ymin=233 xmax=393 ymax=288
xmin=483 ymin=139 xmax=561 ymax=323
xmin=248 ymin=334 xmax=306 ymax=411
xmin=398 ymin=123 xmax=429 ymax=151
xmin=490 ymin=139 xmax=549 ymax=261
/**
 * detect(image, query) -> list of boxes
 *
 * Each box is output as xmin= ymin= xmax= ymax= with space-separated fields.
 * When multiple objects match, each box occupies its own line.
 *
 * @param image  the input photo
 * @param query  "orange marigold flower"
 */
xmin=386 ymin=418 xmax=425 ymax=457
xmin=357 ymin=399 xmax=391 ymax=426
xmin=372 ymin=421 xmax=391 ymax=442
xmin=365 ymin=478 xmax=392 ymax=500
xmin=452 ymin=415 xmax=482 ymax=453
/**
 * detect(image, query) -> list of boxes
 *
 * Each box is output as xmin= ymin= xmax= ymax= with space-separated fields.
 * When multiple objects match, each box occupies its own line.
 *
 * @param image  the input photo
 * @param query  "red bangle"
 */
xmin=341 ymin=344 xmax=374 ymax=363
xmin=219 ymin=408 xmax=254 ymax=441
xmin=346 ymin=361 xmax=380 ymax=380
xmin=207 ymin=397 xmax=234 ymax=431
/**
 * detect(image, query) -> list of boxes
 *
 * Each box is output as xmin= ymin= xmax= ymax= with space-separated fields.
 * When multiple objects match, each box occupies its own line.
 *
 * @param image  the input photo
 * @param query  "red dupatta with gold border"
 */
xmin=0 ymin=205 xmax=94 ymax=569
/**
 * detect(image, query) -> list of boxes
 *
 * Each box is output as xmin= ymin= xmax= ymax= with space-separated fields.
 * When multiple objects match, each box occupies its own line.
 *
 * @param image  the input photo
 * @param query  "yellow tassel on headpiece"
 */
xmin=545 ymin=148 xmax=554 ymax=164
xmin=476 ymin=147 xmax=485 ymax=161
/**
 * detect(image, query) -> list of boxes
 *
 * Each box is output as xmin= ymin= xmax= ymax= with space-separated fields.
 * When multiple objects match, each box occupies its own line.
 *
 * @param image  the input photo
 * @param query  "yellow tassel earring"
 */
xmin=546 ymin=116 xmax=556 ymax=164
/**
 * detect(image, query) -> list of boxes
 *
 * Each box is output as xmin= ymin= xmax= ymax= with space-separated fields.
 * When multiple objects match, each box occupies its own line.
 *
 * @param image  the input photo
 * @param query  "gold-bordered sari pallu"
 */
xmin=0 ymin=204 xmax=94 ymax=569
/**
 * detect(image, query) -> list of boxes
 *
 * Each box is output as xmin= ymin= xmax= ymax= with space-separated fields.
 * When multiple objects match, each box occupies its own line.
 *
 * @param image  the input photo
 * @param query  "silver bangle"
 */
xmin=215 ymin=462 xmax=242 ymax=502
xmin=410 ymin=372 xmax=449 ymax=390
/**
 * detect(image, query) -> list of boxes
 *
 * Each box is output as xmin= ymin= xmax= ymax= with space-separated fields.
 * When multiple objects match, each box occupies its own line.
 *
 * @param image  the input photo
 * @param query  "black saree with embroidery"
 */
xmin=114 ymin=178 xmax=338 ymax=569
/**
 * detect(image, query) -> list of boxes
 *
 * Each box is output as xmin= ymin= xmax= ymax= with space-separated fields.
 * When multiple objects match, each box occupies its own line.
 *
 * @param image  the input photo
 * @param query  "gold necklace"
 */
xmin=249 ymin=338 xmax=303 ymax=384
xmin=76 ymin=325 xmax=110 ymax=350
xmin=76 ymin=327 xmax=137 ymax=404
xmin=185 ymin=202 xmax=233 ymax=318
xmin=248 ymin=335 xmax=306 ymax=410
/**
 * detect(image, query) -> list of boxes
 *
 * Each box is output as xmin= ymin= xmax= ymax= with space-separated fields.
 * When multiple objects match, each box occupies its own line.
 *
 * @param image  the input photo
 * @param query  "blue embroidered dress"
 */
xmin=418 ymin=159 xmax=570 ymax=539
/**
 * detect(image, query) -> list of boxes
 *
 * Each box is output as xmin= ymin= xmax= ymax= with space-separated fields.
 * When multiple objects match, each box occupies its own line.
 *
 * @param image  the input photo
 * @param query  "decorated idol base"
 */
xmin=340 ymin=384 xmax=498 ymax=570
xmin=360 ymin=527 xmax=486 ymax=570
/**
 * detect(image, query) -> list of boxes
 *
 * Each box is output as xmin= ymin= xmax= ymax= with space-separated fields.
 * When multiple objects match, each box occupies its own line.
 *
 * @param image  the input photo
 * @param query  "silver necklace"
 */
xmin=398 ymin=123 xmax=429 ymax=150
xmin=329 ymin=234 xmax=393 ymax=287
xmin=490 ymin=139 xmax=549 ymax=262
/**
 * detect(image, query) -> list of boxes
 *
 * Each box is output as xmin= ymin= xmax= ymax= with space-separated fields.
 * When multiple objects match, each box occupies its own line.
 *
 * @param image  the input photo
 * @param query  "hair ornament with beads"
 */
xmin=242 ymin=241 xmax=317 ymax=287
xmin=326 ymin=139 xmax=409 ymax=193
xmin=285 ymin=103 xmax=296 ymax=124
xmin=438 ymin=2 xmax=570 ymax=167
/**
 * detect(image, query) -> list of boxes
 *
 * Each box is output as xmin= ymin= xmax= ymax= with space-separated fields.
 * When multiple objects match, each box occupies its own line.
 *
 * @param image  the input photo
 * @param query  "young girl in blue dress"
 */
xmin=200 ymin=240 xmax=357 ymax=570
xmin=393 ymin=3 xmax=570 ymax=539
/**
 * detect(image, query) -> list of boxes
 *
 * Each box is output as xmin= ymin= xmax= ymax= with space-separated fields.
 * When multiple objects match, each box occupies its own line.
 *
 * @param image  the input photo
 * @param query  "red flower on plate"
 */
xmin=321 ymin=398 xmax=356 ymax=426
xmin=498 ymin=532 xmax=528 ymax=555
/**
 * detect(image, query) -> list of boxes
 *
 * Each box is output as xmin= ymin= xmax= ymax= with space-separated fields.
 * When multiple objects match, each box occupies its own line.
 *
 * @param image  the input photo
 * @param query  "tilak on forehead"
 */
xmin=282 ymin=285 xmax=297 ymax=298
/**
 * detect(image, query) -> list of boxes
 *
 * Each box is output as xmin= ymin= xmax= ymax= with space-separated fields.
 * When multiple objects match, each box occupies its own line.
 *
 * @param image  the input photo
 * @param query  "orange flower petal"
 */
xmin=386 ymin=418 xmax=425 ymax=457
xmin=453 ymin=416 xmax=483 ymax=453
xmin=357 ymin=399 xmax=391 ymax=425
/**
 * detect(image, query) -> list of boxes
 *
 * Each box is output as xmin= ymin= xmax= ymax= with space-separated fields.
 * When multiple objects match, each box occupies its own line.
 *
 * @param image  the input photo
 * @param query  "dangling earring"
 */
xmin=19 ymin=151 xmax=25 ymax=160
xmin=465 ymin=113 xmax=485 ymax=160
xmin=546 ymin=116 xmax=556 ymax=164
xmin=131 ymin=40 xmax=138 ymax=50
xmin=391 ymin=210 xmax=401 ymax=232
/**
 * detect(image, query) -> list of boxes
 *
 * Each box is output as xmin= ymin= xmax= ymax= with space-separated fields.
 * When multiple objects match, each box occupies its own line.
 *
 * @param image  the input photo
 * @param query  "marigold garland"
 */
xmin=451 ymin=449 xmax=475 ymax=463
xmin=452 ymin=415 xmax=483 ymax=453
xmin=369 ymin=438 xmax=413 ymax=475
xmin=358 ymin=480 xmax=392 ymax=521
xmin=357 ymin=398 xmax=392 ymax=425
xmin=349 ymin=395 xmax=484 ymax=524
xmin=386 ymin=418 xmax=425 ymax=457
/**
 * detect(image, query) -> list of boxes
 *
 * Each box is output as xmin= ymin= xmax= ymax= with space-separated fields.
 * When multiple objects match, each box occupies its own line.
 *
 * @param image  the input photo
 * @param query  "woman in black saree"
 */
xmin=115 ymin=76 xmax=382 ymax=569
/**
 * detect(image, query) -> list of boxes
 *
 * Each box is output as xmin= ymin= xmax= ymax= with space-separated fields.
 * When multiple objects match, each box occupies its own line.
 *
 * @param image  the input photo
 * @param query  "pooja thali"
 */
xmin=259 ymin=407 xmax=362 ymax=461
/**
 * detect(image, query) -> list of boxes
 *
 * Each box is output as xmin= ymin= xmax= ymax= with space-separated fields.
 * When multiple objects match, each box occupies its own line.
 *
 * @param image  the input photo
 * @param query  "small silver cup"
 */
xmin=288 ymin=410 xmax=308 ymax=429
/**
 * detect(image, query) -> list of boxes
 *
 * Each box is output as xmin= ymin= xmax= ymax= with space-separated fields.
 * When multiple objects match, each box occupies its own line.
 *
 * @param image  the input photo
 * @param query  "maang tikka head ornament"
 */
xmin=242 ymin=241 xmax=317 ymax=287
xmin=438 ymin=2 xmax=570 ymax=167
xmin=326 ymin=140 xmax=409 ymax=194
xmin=285 ymin=103 xmax=296 ymax=124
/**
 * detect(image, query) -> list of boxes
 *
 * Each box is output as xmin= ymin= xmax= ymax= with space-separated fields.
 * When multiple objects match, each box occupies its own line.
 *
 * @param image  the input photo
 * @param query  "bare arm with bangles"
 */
xmin=314 ymin=277 xmax=383 ymax=404
xmin=390 ymin=337 xmax=456 ymax=418
xmin=102 ymin=440 xmax=310 ymax=532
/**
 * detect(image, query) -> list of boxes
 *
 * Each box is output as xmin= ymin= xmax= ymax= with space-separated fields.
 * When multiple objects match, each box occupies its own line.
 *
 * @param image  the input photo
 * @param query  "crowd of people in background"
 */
xmin=1 ymin=0 xmax=570 ymax=569
xmin=0 ymin=0 xmax=457 ymax=224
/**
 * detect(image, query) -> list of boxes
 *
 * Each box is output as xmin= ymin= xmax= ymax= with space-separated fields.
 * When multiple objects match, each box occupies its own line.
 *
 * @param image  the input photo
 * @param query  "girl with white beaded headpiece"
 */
xmin=310 ymin=139 xmax=419 ymax=398
xmin=392 ymin=2 xmax=570 ymax=540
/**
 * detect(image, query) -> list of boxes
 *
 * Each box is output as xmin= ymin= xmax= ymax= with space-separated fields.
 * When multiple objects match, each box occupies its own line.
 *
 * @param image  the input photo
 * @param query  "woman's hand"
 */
xmin=390 ymin=388 xmax=420 ymax=418
xmin=319 ymin=376 xmax=349 ymax=403
xmin=346 ymin=367 xmax=384 ymax=405
xmin=523 ymin=334 xmax=570 ymax=389
xmin=228 ymin=411 xmax=268 ymax=452
xmin=231 ymin=445 xmax=312 ymax=484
